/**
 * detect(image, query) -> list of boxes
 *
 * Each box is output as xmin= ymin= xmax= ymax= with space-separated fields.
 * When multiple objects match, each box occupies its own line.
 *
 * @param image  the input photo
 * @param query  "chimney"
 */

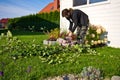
xmin=54 ymin=0 xmax=60 ymax=10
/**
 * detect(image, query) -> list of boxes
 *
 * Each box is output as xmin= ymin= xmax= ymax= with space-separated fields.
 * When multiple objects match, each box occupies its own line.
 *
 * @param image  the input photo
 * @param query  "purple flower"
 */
xmin=0 ymin=71 xmax=3 ymax=76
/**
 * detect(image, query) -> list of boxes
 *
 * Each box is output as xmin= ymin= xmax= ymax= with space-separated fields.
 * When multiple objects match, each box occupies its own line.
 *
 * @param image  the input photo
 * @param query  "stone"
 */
xmin=43 ymin=40 xmax=57 ymax=45
xmin=111 ymin=76 xmax=120 ymax=80
xmin=49 ymin=41 xmax=56 ymax=45
xmin=43 ymin=40 xmax=49 ymax=45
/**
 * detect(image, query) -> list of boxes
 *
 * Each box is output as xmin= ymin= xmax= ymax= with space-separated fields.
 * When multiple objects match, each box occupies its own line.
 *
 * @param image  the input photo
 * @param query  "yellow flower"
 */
xmin=94 ymin=41 xmax=98 ymax=45
xmin=97 ymin=40 xmax=101 ymax=44
xmin=101 ymin=27 xmax=106 ymax=33
xmin=85 ymin=40 xmax=88 ymax=44
xmin=101 ymin=40 xmax=104 ymax=44
xmin=91 ymin=34 xmax=95 ymax=38
xmin=86 ymin=31 xmax=89 ymax=35
xmin=104 ymin=38 xmax=108 ymax=41
xmin=96 ymin=28 xmax=102 ymax=34
xmin=103 ymin=40 xmax=108 ymax=43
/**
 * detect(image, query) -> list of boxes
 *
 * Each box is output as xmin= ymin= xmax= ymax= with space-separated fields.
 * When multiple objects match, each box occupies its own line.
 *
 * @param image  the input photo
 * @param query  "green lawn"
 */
xmin=12 ymin=30 xmax=48 ymax=44
xmin=0 ymin=31 xmax=120 ymax=80
xmin=16 ymin=35 xmax=48 ymax=44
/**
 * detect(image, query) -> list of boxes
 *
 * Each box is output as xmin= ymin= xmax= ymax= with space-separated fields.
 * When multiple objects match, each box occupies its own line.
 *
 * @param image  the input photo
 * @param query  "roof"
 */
xmin=0 ymin=18 xmax=9 ymax=23
xmin=40 ymin=2 xmax=54 ymax=13
xmin=39 ymin=0 xmax=60 ymax=13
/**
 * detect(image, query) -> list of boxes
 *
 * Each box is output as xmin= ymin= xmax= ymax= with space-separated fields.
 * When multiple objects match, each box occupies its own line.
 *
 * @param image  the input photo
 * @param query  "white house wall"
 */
xmin=60 ymin=0 xmax=120 ymax=47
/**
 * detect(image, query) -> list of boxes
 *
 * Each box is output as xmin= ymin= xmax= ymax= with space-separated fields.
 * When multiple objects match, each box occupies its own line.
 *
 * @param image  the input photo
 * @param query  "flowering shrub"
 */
xmin=85 ymin=24 xmax=108 ymax=47
xmin=46 ymin=25 xmax=108 ymax=47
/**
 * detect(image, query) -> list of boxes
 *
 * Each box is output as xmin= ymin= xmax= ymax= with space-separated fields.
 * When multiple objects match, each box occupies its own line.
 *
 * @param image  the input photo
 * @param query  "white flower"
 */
xmin=91 ymin=40 xmax=94 ymax=45
xmin=13 ymin=57 xmax=16 ymax=60
xmin=1 ymin=33 xmax=4 ymax=37
xmin=7 ymin=30 xmax=12 ymax=38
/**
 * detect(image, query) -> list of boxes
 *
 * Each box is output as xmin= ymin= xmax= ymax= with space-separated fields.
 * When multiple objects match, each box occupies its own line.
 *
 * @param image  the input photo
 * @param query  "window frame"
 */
xmin=73 ymin=0 xmax=87 ymax=6
xmin=73 ymin=0 xmax=110 ymax=7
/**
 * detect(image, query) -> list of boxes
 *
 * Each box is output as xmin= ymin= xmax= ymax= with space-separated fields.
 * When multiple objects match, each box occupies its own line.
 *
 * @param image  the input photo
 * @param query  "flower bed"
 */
xmin=45 ymin=25 xmax=108 ymax=47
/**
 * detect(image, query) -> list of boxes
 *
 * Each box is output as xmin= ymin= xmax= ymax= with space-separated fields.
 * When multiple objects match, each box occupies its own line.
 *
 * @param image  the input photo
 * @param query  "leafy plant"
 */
xmin=0 ymin=32 xmax=97 ymax=64
xmin=47 ymin=28 xmax=60 ymax=41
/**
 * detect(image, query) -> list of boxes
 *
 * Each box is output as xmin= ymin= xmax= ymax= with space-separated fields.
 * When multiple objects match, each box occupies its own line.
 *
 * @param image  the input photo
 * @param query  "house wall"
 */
xmin=60 ymin=0 xmax=120 ymax=47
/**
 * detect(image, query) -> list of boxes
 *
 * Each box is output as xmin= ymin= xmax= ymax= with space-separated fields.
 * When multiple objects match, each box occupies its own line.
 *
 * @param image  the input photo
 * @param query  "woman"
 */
xmin=62 ymin=8 xmax=89 ymax=44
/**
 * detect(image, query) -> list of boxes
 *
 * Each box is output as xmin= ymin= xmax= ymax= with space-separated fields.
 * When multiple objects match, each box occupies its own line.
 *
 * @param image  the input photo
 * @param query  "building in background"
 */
xmin=60 ymin=0 xmax=120 ymax=47
xmin=0 ymin=18 xmax=9 ymax=29
xmin=39 ymin=0 xmax=60 ymax=13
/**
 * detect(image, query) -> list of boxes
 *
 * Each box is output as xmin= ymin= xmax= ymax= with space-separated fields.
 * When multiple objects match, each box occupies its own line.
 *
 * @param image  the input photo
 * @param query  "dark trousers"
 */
xmin=76 ymin=26 xmax=88 ymax=44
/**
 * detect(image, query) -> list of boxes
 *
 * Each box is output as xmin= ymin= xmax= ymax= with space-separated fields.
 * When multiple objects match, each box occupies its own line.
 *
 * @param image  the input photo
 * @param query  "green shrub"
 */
xmin=8 ymin=11 xmax=60 ymax=32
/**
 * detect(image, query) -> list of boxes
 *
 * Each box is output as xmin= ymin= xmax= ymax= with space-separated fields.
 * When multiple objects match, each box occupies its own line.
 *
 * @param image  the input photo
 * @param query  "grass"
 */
xmin=12 ymin=30 xmax=48 ymax=44
xmin=0 ymin=30 xmax=120 ymax=80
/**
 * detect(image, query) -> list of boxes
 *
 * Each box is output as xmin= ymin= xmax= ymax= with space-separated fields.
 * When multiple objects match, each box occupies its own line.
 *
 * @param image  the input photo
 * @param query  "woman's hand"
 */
xmin=68 ymin=32 xmax=73 ymax=37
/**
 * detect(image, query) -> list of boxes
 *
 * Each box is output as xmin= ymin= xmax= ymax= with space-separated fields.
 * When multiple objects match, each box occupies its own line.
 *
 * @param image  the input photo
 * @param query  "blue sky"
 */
xmin=0 ymin=0 xmax=53 ymax=19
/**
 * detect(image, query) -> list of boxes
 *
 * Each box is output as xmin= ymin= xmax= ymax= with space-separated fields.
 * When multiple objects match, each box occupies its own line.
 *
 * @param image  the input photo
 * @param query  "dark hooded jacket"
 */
xmin=66 ymin=9 xmax=89 ymax=33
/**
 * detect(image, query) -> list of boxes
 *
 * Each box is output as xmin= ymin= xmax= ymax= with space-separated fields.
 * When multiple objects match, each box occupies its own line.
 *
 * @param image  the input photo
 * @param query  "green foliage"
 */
xmin=1 ymin=37 xmax=97 ymax=64
xmin=0 ymin=31 xmax=97 ymax=64
xmin=0 ymin=29 xmax=8 ymax=34
xmin=8 ymin=11 xmax=60 ymax=32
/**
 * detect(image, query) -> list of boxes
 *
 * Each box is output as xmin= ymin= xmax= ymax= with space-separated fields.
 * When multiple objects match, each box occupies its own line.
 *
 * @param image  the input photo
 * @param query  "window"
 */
xmin=90 ymin=0 xmax=107 ymax=4
xmin=73 ymin=0 xmax=87 ymax=6
xmin=73 ymin=0 xmax=108 ymax=6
